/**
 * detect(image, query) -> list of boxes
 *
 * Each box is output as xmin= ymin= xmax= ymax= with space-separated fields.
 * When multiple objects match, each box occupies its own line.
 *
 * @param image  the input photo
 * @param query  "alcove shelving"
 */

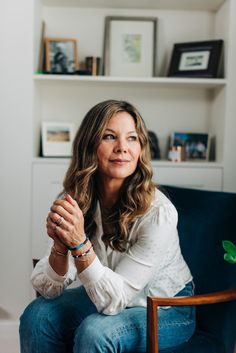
xmin=31 ymin=0 xmax=232 ymax=259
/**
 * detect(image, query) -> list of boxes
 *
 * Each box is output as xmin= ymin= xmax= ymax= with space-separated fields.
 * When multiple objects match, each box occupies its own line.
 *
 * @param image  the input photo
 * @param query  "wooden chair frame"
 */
xmin=147 ymin=288 xmax=236 ymax=353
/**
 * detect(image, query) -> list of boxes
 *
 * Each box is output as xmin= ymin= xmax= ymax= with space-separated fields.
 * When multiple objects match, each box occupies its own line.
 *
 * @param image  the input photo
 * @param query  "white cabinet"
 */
xmin=152 ymin=162 xmax=223 ymax=191
xmin=32 ymin=158 xmax=223 ymax=258
xmin=31 ymin=161 xmax=68 ymax=258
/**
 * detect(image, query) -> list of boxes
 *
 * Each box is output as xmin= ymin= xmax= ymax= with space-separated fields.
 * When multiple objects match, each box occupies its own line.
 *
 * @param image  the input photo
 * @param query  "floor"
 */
xmin=0 ymin=321 xmax=19 ymax=353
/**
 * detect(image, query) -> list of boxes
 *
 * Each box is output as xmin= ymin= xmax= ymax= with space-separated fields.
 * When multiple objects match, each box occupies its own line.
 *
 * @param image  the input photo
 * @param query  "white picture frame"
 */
xmin=41 ymin=122 xmax=75 ymax=157
xmin=103 ymin=16 xmax=157 ymax=77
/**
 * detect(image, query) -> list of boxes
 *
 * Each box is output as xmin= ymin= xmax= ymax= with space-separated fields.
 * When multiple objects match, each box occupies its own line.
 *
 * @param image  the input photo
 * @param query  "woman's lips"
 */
xmin=109 ymin=159 xmax=130 ymax=165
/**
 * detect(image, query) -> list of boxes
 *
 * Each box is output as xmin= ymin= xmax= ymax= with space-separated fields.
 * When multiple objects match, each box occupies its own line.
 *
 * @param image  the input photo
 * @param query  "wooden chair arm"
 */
xmin=147 ymin=288 xmax=236 ymax=353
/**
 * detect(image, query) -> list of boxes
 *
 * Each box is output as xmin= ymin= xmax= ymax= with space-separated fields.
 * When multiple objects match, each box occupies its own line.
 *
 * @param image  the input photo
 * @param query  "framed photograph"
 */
xmin=103 ymin=16 xmax=157 ymax=77
xmin=41 ymin=122 xmax=75 ymax=157
xmin=168 ymin=40 xmax=223 ymax=78
xmin=171 ymin=132 xmax=210 ymax=160
xmin=45 ymin=38 xmax=78 ymax=74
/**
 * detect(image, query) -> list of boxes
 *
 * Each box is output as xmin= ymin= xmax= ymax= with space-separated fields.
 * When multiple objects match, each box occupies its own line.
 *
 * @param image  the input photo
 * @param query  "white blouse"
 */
xmin=31 ymin=188 xmax=192 ymax=315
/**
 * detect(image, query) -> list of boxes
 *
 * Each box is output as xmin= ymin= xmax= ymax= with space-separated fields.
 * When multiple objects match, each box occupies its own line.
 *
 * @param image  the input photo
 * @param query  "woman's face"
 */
xmin=96 ymin=111 xmax=141 ymax=184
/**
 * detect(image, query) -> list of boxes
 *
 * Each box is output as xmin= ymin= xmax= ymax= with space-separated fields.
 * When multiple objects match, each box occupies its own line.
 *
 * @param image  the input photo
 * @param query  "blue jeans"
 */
xmin=19 ymin=282 xmax=195 ymax=353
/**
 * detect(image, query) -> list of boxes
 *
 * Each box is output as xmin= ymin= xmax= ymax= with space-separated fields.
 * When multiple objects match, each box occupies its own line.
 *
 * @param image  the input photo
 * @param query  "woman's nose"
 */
xmin=114 ymin=139 xmax=127 ymax=153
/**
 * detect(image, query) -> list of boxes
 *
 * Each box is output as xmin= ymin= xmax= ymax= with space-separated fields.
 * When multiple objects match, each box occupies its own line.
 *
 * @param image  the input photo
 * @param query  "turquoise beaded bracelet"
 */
xmin=67 ymin=235 xmax=89 ymax=251
xmin=71 ymin=245 xmax=94 ymax=259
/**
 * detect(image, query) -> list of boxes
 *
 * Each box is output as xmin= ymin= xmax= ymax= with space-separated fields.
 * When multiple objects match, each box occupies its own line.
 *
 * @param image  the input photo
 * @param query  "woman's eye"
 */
xmin=128 ymin=135 xmax=138 ymax=141
xmin=103 ymin=134 xmax=115 ymax=140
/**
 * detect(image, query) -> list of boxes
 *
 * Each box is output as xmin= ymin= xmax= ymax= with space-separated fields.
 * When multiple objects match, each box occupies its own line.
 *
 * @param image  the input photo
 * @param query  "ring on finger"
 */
xmin=56 ymin=216 xmax=64 ymax=226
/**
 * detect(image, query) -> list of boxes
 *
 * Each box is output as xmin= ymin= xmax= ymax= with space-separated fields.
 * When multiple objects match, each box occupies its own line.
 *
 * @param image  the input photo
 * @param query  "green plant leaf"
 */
xmin=222 ymin=240 xmax=236 ymax=257
xmin=224 ymin=253 xmax=236 ymax=264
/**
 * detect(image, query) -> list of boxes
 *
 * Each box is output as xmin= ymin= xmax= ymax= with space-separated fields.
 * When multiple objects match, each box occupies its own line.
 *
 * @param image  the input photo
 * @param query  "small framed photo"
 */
xmin=41 ymin=122 xmax=75 ymax=157
xmin=168 ymin=40 xmax=223 ymax=78
xmin=171 ymin=132 xmax=210 ymax=161
xmin=45 ymin=38 xmax=79 ymax=74
xmin=103 ymin=16 xmax=158 ymax=77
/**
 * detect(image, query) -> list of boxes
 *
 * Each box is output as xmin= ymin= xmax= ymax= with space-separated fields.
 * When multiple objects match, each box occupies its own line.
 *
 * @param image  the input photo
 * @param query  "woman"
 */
xmin=20 ymin=100 xmax=195 ymax=353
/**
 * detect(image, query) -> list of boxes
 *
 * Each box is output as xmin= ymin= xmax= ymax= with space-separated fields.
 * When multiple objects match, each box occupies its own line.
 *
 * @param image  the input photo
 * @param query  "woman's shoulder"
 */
xmin=142 ymin=187 xmax=178 ymax=225
xmin=152 ymin=187 xmax=176 ymax=208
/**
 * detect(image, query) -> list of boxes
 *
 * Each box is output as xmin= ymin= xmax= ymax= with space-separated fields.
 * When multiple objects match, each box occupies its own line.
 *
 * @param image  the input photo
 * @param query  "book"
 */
xmin=85 ymin=56 xmax=101 ymax=75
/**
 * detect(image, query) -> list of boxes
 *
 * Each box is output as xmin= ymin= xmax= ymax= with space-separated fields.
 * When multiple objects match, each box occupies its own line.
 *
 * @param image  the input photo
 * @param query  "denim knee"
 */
xmin=20 ymin=298 xmax=45 ymax=335
xmin=74 ymin=314 xmax=116 ymax=353
xmin=19 ymin=297 xmax=51 ymax=353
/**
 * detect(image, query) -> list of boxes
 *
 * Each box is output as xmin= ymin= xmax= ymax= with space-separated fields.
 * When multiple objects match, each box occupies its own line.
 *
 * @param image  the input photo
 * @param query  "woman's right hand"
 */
xmin=46 ymin=193 xmax=86 ymax=251
xmin=46 ymin=214 xmax=68 ymax=253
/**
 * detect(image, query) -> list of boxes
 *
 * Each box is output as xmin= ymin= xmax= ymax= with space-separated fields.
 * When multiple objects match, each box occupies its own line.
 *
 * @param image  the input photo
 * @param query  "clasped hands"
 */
xmin=46 ymin=193 xmax=85 ymax=252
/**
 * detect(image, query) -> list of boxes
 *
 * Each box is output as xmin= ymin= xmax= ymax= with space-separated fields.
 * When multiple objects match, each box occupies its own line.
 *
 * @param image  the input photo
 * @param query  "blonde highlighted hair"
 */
xmin=63 ymin=99 xmax=156 ymax=251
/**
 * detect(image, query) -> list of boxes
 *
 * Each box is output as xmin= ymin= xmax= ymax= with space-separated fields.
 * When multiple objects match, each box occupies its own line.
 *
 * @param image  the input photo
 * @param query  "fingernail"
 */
xmin=65 ymin=193 xmax=73 ymax=202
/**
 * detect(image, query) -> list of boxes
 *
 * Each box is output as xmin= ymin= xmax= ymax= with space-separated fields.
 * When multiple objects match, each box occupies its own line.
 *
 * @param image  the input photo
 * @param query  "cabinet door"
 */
xmin=152 ymin=166 xmax=223 ymax=191
xmin=31 ymin=163 xmax=68 ymax=258
xmin=32 ymin=162 xmax=223 ymax=258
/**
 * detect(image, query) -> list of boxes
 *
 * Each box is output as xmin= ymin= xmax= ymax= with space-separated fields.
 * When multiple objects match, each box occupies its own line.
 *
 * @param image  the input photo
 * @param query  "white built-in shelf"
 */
xmin=41 ymin=0 xmax=225 ymax=11
xmin=32 ymin=157 xmax=223 ymax=169
xmin=33 ymin=74 xmax=226 ymax=90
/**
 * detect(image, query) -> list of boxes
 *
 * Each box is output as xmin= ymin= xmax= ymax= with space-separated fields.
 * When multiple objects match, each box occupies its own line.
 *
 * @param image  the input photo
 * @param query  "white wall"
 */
xmin=0 ymin=0 xmax=33 ymax=319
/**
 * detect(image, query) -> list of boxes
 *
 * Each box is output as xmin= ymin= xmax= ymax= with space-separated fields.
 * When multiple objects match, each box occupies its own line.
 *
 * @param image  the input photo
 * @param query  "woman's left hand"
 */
xmin=47 ymin=194 xmax=85 ymax=249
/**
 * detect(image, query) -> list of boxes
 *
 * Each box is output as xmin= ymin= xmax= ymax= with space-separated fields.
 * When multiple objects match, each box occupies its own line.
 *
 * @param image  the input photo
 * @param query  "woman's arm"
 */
xmin=31 ymin=193 xmax=96 ymax=297
xmin=77 ymin=202 xmax=180 ymax=315
xmin=47 ymin=193 xmax=97 ymax=275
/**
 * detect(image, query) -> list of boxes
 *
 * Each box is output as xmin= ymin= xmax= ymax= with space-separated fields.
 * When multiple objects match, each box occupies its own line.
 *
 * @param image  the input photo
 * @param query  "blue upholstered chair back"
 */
xmin=162 ymin=186 xmax=236 ymax=353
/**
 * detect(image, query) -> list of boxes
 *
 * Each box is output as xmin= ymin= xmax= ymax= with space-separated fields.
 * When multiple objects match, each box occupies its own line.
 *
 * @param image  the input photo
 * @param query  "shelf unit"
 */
xmin=30 ymin=0 xmax=236 ymax=259
xmin=33 ymin=0 xmax=231 ymax=186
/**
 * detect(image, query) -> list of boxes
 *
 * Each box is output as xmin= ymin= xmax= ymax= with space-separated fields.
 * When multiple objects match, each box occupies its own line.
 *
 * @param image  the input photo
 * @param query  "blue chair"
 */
xmin=147 ymin=186 xmax=236 ymax=353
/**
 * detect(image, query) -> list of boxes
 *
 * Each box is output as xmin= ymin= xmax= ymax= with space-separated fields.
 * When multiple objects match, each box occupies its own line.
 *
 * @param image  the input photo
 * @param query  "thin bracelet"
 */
xmin=71 ymin=245 xmax=94 ymax=259
xmin=67 ymin=235 xmax=89 ymax=251
xmin=51 ymin=245 xmax=68 ymax=257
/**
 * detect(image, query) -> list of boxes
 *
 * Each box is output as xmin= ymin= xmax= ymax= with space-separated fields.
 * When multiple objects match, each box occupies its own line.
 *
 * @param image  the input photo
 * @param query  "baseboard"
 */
xmin=0 ymin=320 xmax=20 ymax=353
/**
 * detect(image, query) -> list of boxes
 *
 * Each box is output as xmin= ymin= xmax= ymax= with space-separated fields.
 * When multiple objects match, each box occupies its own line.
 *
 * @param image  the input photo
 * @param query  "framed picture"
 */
xmin=168 ymin=40 xmax=223 ymax=78
xmin=103 ymin=16 xmax=157 ymax=77
xmin=171 ymin=132 xmax=210 ymax=160
xmin=41 ymin=122 xmax=75 ymax=157
xmin=45 ymin=38 xmax=78 ymax=74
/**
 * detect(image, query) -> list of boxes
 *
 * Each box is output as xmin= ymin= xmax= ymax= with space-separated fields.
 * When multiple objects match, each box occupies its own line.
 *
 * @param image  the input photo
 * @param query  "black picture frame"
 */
xmin=168 ymin=40 xmax=223 ymax=78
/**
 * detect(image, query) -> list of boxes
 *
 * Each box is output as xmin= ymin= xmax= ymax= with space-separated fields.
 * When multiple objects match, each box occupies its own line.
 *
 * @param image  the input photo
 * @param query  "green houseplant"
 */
xmin=222 ymin=240 xmax=236 ymax=264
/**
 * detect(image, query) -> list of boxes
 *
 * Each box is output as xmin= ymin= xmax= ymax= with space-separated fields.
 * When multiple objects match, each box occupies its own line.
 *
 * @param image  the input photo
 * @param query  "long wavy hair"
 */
xmin=63 ymin=99 xmax=156 ymax=252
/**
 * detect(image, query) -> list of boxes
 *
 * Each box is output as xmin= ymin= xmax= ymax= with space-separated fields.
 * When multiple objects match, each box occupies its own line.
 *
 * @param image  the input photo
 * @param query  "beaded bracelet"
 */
xmin=67 ymin=235 xmax=89 ymax=251
xmin=71 ymin=245 xmax=94 ymax=259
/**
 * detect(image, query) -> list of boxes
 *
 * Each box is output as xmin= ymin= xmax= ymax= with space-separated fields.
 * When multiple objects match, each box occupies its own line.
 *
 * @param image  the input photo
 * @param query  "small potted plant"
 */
xmin=222 ymin=240 xmax=236 ymax=264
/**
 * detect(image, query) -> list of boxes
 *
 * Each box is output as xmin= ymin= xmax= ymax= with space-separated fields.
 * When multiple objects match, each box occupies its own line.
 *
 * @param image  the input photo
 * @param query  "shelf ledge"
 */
xmin=41 ymin=0 xmax=225 ymax=12
xmin=33 ymin=74 xmax=226 ymax=89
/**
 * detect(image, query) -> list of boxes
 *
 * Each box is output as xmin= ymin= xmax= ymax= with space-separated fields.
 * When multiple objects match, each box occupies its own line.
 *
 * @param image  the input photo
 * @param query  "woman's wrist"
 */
xmin=53 ymin=240 xmax=68 ymax=254
xmin=51 ymin=245 xmax=68 ymax=257
xmin=70 ymin=239 xmax=92 ymax=257
xmin=66 ymin=234 xmax=88 ymax=251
